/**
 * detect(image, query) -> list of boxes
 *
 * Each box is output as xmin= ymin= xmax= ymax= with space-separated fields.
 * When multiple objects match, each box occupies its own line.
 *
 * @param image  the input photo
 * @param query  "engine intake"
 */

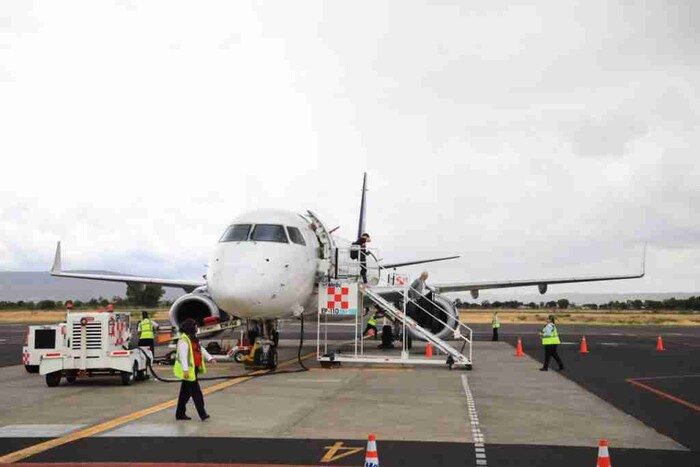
xmin=169 ymin=292 xmax=223 ymax=328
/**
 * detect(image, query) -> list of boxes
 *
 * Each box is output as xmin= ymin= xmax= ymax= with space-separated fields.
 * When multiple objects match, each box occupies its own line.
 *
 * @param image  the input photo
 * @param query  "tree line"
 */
xmin=0 ymin=284 xmax=167 ymax=310
xmin=454 ymin=296 xmax=700 ymax=311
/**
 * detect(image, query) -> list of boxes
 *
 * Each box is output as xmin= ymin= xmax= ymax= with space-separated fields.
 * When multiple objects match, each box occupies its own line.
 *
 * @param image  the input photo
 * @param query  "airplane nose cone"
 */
xmin=210 ymin=262 xmax=286 ymax=317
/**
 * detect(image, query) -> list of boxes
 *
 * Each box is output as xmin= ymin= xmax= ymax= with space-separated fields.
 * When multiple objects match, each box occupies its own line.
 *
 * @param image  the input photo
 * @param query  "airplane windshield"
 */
xmin=251 ymin=224 xmax=289 ymax=243
xmin=219 ymin=224 xmax=252 ymax=242
xmin=287 ymin=226 xmax=306 ymax=246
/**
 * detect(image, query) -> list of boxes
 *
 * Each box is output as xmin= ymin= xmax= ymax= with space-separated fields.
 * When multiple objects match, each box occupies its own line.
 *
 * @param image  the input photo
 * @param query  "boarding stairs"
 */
xmin=361 ymin=285 xmax=472 ymax=369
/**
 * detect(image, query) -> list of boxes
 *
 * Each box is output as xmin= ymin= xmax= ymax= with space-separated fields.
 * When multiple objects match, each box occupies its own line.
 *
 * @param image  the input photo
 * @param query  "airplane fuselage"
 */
xmin=207 ymin=209 xmax=321 ymax=320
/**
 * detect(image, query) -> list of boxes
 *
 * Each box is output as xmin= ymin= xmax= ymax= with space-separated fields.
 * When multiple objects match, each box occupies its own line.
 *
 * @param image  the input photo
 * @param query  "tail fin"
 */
xmin=357 ymin=172 xmax=368 ymax=239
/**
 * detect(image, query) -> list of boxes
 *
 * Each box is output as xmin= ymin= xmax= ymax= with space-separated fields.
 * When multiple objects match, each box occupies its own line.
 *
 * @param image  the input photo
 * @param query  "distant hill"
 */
xmin=0 ymin=271 xmax=184 ymax=301
xmin=459 ymin=291 xmax=699 ymax=305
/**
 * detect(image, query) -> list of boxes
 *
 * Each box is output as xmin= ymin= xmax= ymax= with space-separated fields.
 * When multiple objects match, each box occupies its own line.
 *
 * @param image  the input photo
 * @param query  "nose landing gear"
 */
xmin=241 ymin=319 xmax=279 ymax=370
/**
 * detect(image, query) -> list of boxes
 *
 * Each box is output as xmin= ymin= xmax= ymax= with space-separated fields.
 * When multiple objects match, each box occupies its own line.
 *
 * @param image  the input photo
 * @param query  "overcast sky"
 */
xmin=1 ymin=1 xmax=698 ymax=298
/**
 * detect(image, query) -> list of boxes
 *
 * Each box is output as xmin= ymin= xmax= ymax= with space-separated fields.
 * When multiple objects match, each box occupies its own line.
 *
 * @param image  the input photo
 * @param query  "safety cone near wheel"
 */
xmin=425 ymin=342 xmax=433 ymax=358
xmin=364 ymin=433 xmax=379 ymax=467
xmin=596 ymin=439 xmax=611 ymax=467
xmin=514 ymin=338 xmax=524 ymax=357
xmin=580 ymin=336 xmax=590 ymax=354
xmin=656 ymin=336 xmax=665 ymax=351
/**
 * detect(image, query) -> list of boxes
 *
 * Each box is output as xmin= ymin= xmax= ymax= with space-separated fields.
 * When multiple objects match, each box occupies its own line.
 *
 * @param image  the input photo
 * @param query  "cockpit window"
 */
xmin=219 ymin=224 xmax=251 ymax=242
xmin=250 ymin=224 xmax=289 ymax=243
xmin=287 ymin=226 xmax=306 ymax=246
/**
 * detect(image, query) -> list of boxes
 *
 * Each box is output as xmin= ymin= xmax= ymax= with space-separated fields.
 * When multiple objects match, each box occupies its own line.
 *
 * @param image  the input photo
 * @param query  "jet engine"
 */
xmin=168 ymin=287 xmax=227 ymax=328
xmin=406 ymin=293 xmax=460 ymax=341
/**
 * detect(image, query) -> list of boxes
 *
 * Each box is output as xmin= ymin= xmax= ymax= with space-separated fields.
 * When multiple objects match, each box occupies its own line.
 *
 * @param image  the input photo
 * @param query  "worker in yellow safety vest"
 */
xmin=138 ymin=311 xmax=159 ymax=357
xmin=174 ymin=318 xmax=216 ymax=421
xmin=539 ymin=315 xmax=565 ymax=371
xmin=491 ymin=311 xmax=500 ymax=341
xmin=363 ymin=314 xmax=379 ymax=339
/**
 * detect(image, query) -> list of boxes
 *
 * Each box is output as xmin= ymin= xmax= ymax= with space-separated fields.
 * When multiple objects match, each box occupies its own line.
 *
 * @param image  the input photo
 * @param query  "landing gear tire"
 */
xmin=268 ymin=348 xmax=278 ymax=370
xmin=25 ymin=365 xmax=39 ymax=374
xmin=121 ymin=363 xmax=137 ymax=386
xmin=46 ymin=372 xmax=61 ymax=387
xmin=252 ymin=345 xmax=278 ymax=370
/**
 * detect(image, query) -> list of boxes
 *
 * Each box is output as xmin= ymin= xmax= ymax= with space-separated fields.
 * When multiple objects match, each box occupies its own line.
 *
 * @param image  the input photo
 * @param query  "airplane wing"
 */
xmin=380 ymin=255 xmax=461 ymax=269
xmin=50 ymin=242 xmax=205 ymax=293
xmin=431 ymin=271 xmax=644 ymax=296
xmin=433 ymin=246 xmax=647 ymax=297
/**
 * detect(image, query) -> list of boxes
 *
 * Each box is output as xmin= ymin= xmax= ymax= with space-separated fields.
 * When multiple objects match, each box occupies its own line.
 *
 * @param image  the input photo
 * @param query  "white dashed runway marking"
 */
xmin=462 ymin=374 xmax=488 ymax=466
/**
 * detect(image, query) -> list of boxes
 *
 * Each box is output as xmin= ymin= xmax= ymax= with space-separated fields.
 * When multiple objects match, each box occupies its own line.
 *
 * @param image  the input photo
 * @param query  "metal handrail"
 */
xmin=390 ymin=282 xmax=472 ymax=362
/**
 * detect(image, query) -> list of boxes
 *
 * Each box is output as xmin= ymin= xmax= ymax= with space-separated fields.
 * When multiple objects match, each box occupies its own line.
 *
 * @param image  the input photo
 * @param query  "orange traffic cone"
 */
xmin=514 ymin=337 xmax=524 ymax=357
xmin=364 ymin=433 xmax=379 ymax=467
xmin=596 ymin=439 xmax=611 ymax=467
xmin=580 ymin=336 xmax=589 ymax=354
xmin=425 ymin=342 xmax=433 ymax=358
xmin=656 ymin=336 xmax=665 ymax=351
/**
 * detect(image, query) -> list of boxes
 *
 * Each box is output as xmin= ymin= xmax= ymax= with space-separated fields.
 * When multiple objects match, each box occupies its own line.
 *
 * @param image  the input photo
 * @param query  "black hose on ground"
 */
xmin=136 ymin=317 xmax=310 ymax=383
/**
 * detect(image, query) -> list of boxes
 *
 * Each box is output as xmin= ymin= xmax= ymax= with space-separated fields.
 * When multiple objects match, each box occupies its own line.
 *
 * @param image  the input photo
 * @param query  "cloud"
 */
xmin=0 ymin=1 xmax=698 ymax=296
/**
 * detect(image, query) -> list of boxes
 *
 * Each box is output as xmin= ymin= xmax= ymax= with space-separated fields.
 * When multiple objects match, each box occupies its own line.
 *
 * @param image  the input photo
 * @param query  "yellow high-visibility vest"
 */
xmin=139 ymin=319 xmax=155 ymax=339
xmin=173 ymin=335 xmax=207 ymax=381
xmin=541 ymin=324 xmax=561 ymax=346
xmin=367 ymin=316 xmax=377 ymax=327
xmin=492 ymin=315 xmax=500 ymax=329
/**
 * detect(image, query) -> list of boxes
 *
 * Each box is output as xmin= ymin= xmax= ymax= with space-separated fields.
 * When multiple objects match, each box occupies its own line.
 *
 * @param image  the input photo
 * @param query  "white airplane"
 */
xmin=50 ymin=173 xmax=644 ymax=368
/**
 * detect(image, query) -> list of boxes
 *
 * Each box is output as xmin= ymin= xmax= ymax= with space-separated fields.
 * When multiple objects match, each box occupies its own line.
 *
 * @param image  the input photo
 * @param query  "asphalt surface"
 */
xmin=2 ymin=322 xmax=698 ymax=466
xmin=1 ymin=437 xmax=698 ymax=466
xmin=469 ymin=324 xmax=700 ymax=452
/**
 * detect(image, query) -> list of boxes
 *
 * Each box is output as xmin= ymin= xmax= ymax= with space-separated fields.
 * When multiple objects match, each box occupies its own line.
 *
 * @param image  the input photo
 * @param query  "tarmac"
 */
xmin=0 ymin=323 xmax=698 ymax=466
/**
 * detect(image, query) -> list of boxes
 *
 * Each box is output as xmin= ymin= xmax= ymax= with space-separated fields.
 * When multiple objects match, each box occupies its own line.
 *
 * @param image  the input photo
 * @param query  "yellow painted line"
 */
xmin=0 ymin=352 xmax=315 ymax=464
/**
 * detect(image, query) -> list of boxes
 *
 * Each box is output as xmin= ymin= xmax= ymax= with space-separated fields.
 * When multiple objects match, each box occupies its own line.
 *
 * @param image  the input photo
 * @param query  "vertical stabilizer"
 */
xmin=356 ymin=172 xmax=368 ymax=239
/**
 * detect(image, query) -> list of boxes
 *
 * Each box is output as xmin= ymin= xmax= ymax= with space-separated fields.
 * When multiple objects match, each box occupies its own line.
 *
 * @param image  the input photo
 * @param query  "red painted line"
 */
xmin=626 ymin=378 xmax=700 ymax=411
xmin=630 ymin=374 xmax=700 ymax=382
xmin=16 ymin=464 xmax=325 ymax=467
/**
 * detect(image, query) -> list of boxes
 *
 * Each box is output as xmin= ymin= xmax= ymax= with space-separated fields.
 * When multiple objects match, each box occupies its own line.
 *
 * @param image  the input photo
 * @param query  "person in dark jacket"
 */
xmin=352 ymin=233 xmax=371 ymax=283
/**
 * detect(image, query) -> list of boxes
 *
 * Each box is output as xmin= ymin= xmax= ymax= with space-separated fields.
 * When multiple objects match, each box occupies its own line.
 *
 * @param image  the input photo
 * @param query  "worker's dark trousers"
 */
xmin=492 ymin=328 xmax=499 ymax=341
xmin=138 ymin=338 xmax=155 ymax=359
xmin=176 ymin=377 xmax=207 ymax=418
xmin=543 ymin=344 xmax=564 ymax=370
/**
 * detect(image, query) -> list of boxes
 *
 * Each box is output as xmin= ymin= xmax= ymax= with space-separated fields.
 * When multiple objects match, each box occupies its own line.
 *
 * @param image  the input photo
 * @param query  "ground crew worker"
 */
xmin=363 ymin=314 xmax=379 ymax=339
xmin=174 ymin=318 xmax=216 ymax=421
xmin=138 ymin=311 xmax=159 ymax=357
xmin=539 ymin=315 xmax=565 ymax=371
xmin=492 ymin=311 xmax=500 ymax=341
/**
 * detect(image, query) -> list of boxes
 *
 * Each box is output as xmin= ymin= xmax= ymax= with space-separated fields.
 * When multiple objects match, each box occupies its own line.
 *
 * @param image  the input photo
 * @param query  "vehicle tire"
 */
xmin=136 ymin=369 xmax=147 ymax=381
xmin=24 ymin=365 xmax=39 ymax=374
xmin=46 ymin=372 xmax=61 ymax=387
xmin=121 ymin=363 xmax=137 ymax=386
xmin=66 ymin=374 xmax=77 ymax=384
xmin=232 ymin=349 xmax=247 ymax=364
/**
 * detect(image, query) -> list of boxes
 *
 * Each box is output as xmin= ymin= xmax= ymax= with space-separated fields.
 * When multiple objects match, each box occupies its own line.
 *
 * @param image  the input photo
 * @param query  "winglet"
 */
xmin=641 ymin=242 xmax=647 ymax=277
xmin=356 ymin=172 xmax=368 ymax=239
xmin=51 ymin=241 xmax=62 ymax=273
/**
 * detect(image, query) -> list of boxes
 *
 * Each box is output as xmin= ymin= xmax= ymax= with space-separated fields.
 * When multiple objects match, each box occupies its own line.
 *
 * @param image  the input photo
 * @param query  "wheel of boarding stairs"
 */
xmin=66 ymin=373 xmax=77 ymax=384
